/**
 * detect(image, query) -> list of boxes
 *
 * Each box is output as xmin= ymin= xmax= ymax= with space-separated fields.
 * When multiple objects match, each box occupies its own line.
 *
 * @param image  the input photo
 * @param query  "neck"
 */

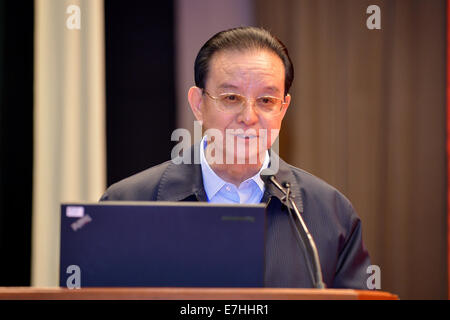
xmin=205 ymin=147 xmax=266 ymax=187
xmin=210 ymin=162 xmax=262 ymax=187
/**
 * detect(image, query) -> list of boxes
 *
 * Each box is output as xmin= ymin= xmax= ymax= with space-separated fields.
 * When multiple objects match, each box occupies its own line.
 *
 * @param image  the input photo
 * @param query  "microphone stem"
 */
xmin=268 ymin=176 xmax=325 ymax=289
xmin=288 ymin=197 xmax=325 ymax=289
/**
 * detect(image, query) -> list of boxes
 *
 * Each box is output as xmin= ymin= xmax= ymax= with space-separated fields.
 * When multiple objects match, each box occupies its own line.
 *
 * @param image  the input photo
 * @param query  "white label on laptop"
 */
xmin=66 ymin=206 xmax=84 ymax=218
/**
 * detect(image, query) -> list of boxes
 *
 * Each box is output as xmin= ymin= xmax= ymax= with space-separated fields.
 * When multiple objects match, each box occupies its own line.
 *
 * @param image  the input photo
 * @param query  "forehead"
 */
xmin=206 ymin=49 xmax=285 ymax=93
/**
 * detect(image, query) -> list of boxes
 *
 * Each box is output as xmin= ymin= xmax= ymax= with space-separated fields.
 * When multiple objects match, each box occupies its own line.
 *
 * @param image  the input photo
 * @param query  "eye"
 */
xmin=258 ymin=97 xmax=276 ymax=105
xmin=221 ymin=94 xmax=241 ymax=104
xmin=226 ymin=95 xmax=237 ymax=101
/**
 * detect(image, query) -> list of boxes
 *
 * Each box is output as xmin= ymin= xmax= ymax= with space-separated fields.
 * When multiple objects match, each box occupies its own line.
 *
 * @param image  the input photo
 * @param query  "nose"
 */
xmin=237 ymin=99 xmax=259 ymax=125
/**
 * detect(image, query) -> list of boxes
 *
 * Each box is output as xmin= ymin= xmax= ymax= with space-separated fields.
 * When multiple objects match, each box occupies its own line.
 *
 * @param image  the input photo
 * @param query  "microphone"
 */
xmin=260 ymin=169 xmax=326 ymax=289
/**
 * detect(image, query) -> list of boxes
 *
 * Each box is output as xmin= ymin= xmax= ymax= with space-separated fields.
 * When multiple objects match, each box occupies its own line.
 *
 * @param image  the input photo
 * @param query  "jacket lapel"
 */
xmin=261 ymin=151 xmax=305 ymax=213
xmin=156 ymin=144 xmax=207 ymax=202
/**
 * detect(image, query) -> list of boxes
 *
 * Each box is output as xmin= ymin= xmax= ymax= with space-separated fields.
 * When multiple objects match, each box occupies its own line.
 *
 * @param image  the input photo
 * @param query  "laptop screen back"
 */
xmin=59 ymin=202 xmax=266 ymax=288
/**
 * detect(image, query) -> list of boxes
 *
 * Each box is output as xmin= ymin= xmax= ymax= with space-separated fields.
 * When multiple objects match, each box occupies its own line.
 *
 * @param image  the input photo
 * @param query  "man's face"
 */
xmin=189 ymin=49 xmax=291 ymax=163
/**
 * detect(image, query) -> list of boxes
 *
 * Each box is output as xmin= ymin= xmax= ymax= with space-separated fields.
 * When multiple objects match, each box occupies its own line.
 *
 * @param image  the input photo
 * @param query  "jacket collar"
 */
xmin=260 ymin=151 xmax=304 ymax=213
xmin=156 ymin=143 xmax=207 ymax=202
xmin=156 ymin=144 xmax=304 ymax=212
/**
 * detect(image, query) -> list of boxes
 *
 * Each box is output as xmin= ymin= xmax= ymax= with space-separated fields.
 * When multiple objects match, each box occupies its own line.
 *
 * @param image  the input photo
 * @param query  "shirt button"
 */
xmin=225 ymin=185 xmax=231 ymax=192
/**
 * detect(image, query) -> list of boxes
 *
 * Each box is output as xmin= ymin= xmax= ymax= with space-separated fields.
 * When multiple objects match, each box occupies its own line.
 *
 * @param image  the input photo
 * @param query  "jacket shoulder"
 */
xmin=288 ymin=163 xmax=354 ymax=210
xmin=100 ymin=160 xmax=172 ymax=201
xmin=285 ymin=162 xmax=360 ymax=236
xmin=285 ymin=163 xmax=371 ymax=288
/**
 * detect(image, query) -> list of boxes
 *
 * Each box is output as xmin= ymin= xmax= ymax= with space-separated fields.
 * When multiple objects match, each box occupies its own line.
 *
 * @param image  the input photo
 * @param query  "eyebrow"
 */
xmin=217 ymin=83 xmax=239 ymax=91
xmin=264 ymin=86 xmax=281 ymax=94
xmin=217 ymin=83 xmax=281 ymax=94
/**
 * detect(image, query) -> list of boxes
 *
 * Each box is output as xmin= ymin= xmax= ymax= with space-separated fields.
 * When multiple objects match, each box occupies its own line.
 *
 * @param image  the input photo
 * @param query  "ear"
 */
xmin=188 ymin=86 xmax=204 ymax=121
xmin=279 ymin=93 xmax=291 ymax=119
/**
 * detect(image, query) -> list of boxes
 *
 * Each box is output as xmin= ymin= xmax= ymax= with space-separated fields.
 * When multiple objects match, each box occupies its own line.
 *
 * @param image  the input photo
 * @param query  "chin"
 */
xmin=231 ymin=147 xmax=265 ymax=165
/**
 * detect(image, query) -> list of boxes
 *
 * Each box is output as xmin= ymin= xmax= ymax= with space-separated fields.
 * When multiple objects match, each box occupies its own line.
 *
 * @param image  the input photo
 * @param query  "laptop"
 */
xmin=59 ymin=201 xmax=266 ymax=288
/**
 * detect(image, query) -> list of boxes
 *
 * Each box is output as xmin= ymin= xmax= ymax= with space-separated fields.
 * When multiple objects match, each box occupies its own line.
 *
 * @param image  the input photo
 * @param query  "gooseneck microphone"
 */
xmin=260 ymin=169 xmax=326 ymax=289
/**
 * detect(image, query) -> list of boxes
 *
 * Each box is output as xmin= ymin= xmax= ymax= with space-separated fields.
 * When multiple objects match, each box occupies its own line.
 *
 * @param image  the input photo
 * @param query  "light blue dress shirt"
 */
xmin=199 ymin=136 xmax=270 ymax=204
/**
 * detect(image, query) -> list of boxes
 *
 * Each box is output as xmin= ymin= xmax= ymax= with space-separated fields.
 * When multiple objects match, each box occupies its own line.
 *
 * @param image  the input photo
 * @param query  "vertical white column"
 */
xmin=32 ymin=0 xmax=106 ymax=287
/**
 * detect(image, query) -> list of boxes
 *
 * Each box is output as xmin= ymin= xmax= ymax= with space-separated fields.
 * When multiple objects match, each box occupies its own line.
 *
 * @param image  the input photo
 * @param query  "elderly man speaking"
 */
xmin=101 ymin=27 xmax=371 ymax=289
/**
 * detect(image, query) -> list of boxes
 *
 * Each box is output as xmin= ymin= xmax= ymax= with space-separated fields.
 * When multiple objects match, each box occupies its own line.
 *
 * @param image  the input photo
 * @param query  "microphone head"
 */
xmin=260 ymin=168 xmax=276 ymax=184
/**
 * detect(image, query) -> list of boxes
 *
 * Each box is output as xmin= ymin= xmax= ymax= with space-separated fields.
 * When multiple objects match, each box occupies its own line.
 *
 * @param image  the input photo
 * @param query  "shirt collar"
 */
xmin=156 ymin=143 xmax=303 ymax=211
xmin=199 ymin=135 xmax=270 ymax=200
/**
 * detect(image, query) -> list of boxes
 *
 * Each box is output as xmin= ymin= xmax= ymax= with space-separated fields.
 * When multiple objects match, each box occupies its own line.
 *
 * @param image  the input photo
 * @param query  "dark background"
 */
xmin=0 ymin=0 xmax=34 ymax=286
xmin=105 ymin=0 xmax=176 ymax=186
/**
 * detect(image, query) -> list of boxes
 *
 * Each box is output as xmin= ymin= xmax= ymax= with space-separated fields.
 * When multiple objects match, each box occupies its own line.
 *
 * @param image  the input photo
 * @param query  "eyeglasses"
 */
xmin=202 ymin=89 xmax=288 ymax=116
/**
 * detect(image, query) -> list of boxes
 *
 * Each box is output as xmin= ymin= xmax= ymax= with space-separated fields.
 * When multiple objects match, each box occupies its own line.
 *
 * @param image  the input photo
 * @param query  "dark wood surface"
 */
xmin=0 ymin=287 xmax=399 ymax=300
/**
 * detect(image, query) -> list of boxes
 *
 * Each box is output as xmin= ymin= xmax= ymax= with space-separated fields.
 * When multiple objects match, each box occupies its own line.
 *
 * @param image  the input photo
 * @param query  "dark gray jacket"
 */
xmin=101 ymin=147 xmax=371 ymax=289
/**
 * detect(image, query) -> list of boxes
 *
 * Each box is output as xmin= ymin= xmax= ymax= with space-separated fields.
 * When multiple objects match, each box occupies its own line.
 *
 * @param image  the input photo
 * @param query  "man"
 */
xmin=101 ymin=27 xmax=371 ymax=289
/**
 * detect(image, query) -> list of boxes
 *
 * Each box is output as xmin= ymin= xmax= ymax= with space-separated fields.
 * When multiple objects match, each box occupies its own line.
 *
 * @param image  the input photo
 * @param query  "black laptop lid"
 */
xmin=59 ymin=202 xmax=266 ymax=288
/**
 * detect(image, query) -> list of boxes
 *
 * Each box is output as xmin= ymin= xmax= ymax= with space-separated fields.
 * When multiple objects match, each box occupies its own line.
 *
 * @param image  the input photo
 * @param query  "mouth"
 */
xmin=235 ymin=134 xmax=258 ymax=140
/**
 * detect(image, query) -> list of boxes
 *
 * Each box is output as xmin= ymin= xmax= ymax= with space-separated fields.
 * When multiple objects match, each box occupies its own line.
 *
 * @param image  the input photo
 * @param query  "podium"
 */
xmin=0 ymin=287 xmax=398 ymax=300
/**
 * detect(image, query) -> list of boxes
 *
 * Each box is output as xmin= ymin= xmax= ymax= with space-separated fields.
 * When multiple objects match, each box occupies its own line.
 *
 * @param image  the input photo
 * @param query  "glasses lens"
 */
xmin=256 ymin=96 xmax=282 ymax=114
xmin=218 ymin=94 xmax=245 ymax=112
xmin=211 ymin=92 xmax=284 ymax=115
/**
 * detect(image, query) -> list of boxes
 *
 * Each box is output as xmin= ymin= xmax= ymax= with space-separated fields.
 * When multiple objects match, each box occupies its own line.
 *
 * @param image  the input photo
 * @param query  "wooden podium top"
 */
xmin=0 ymin=287 xmax=398 ymax=300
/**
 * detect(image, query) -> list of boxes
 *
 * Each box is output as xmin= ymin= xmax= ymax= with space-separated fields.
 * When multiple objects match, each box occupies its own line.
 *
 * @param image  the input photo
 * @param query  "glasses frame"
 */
xmin=201 ymin=88 xmax=289 ymax=116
